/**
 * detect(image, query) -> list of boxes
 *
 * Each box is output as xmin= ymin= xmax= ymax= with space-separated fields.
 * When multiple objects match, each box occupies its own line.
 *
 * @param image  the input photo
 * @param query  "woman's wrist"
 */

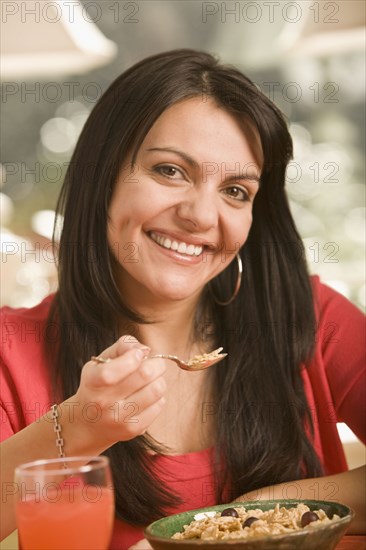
xmin=55 ymin=397 xmax=110 ymax=458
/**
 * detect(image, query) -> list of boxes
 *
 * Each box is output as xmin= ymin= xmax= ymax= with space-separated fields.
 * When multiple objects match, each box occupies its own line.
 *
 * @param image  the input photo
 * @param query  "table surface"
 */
xmin=335 ymin=536 xmax=366 ymax=549
xmin=1 ymin=532 xmax=365 ymax=550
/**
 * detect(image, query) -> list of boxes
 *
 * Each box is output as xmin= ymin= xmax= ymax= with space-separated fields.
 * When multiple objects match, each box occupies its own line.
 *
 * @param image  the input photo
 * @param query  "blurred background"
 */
xmin=0 ymin=0 xmax=365 ymax=489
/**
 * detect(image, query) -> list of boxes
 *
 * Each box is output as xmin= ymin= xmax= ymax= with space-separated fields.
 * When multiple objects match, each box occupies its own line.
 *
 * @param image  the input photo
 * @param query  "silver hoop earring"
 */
xmin=211 ymin=253 xmax=243 ymax=306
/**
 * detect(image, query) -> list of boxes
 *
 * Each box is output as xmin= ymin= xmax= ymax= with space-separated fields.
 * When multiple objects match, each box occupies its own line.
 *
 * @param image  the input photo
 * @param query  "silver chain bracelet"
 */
xmin=51 ymin=404 xmax=66 ymax=460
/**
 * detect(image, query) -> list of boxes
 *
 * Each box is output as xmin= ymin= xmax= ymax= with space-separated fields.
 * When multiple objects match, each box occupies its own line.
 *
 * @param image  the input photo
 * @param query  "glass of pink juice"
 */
xmin=15 ymin=456 xmax=114 ymax=550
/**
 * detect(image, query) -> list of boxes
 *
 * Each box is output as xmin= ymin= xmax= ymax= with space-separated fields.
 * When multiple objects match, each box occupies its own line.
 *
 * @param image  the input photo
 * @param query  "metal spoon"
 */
xmin=150 ymin=347 xmax=227 ymax=371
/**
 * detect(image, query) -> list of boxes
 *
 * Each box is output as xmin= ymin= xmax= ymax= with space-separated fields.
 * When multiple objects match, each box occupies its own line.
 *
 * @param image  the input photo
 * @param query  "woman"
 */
xmin=1 ymin=49 xmax=365 ymax=549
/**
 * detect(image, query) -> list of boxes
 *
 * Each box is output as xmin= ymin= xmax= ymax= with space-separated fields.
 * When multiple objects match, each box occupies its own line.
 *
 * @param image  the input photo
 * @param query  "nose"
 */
xmin=176 ymin=187 xmax=219 ymax=231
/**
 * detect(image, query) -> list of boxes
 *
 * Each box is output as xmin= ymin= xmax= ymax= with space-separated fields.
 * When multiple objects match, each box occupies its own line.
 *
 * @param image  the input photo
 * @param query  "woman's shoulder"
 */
xmin=1 ymin=294 xmax=55 ymax=323
xmin=0 ymin=295 xmax=56 ymax=438
xmin=309 ymin=275 xmax=365 ymax=368
xmin=0 ymin=294 xmax=56 ymax=352
xmin=310 ymin=274 xmax=364 ymax=321
xmin=310 ymin=274 xmax=338 ymax=301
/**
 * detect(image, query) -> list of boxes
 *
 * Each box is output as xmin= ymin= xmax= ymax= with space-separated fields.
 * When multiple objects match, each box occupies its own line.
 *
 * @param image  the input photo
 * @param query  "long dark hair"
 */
xmin=47 ymin=49 xmax=322 ymax=525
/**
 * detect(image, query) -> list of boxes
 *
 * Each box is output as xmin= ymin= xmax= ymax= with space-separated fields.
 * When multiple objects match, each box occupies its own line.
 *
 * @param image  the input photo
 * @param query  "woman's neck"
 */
xmin=141 ymin=302 xmax=198 ymax=357
xmin=120 ymin=295 xmax=209 ymax=357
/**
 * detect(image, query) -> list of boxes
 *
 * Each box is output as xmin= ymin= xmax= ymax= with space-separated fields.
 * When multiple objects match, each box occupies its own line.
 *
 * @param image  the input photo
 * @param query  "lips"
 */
xmin=149 ymin=231 xmax=203 ymax=256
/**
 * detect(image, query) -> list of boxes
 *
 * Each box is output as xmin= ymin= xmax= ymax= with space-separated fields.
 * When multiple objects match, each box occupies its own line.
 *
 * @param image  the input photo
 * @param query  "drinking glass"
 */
xmin=15 ymin=456 xmax=114 ymax=550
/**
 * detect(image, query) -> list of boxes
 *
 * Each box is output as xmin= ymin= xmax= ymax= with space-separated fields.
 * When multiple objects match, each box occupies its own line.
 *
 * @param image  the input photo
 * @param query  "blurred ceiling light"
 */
xmin=279 ymin=0 xmax=365 ymax=57
xmin=40 ymin=117 xmax=77 ymax=154
xmin=1 ymin=0 xmax=117 ymax=78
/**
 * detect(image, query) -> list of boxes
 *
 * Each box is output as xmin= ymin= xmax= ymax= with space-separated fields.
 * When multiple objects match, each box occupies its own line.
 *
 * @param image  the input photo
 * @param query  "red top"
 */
xmin=1 ymin=276 xmax=365 ymax=550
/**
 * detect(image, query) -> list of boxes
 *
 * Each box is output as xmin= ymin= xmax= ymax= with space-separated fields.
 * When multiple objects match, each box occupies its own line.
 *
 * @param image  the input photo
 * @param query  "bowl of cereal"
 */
xmin=144 ymin=500 xmax=354 ymax=550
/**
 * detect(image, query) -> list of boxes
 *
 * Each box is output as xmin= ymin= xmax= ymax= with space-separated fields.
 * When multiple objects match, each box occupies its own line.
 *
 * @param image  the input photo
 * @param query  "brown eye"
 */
xmin=224 ymin=186 xmax=248 ymax=202
xmin=155 ymin=165 xmax=182 ymax=178
xmin=161 ymin=166 xmax=177 ymax=176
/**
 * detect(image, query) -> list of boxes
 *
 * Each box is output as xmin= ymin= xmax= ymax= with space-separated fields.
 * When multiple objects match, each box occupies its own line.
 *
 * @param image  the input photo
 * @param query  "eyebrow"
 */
xmin=145 ymin=147 xmax=260 ymax=184
xmin=227 ymin=174 xmax=260 ymax=185
xmin=145 ymin=147 xmax=199 ymax=169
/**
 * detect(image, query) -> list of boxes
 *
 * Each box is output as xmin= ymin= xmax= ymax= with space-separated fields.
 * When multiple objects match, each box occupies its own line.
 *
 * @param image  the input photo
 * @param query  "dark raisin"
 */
xmin=243 ymin=516 xmax=259 ymax=528
xmin=221 ymin=508 xmax=239 ymax=518
xmin=301 ymin=511 xmax=319 ymax=527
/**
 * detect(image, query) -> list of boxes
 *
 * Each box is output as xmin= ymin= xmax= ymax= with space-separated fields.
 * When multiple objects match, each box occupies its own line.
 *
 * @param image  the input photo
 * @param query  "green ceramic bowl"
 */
xmin=144 ymin=500 xmax=354 ymax=550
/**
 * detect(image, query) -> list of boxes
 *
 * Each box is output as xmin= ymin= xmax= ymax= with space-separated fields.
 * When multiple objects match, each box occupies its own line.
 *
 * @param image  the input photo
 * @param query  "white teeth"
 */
xmin=150 ymin=232 xmax=203 ymax=256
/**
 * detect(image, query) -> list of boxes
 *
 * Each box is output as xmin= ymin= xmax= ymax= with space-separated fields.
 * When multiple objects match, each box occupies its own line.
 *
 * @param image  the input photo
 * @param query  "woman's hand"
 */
xmin=0 ymin=336 xmax=166 ymax=540
xmin=66 ymin=335 xmax=167 ymax=452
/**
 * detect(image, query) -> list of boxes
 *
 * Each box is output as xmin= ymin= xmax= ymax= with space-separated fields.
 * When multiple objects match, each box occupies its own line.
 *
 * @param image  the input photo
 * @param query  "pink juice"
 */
xmin=16 ymin=485 xmax=114 ymax=550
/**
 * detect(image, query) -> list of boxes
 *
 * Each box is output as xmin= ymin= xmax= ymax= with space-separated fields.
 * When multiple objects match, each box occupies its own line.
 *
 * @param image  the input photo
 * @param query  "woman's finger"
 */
xmin=122 ymin=367 xmax=167 ymax=404
xmin=113 ymin=396 xmax=166 ymax=440
xmin=95 ymin=335 xmax=149 ymax=361
xmin=87 ymin=348 xmax=151 ymax=388
xmin=87 ymin=353 xmax=165 ymax=394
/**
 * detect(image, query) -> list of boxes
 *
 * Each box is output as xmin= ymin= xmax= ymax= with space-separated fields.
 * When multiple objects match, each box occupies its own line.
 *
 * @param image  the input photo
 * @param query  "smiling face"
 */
xmin=107 ymin=97 xmax=261 ymax=309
